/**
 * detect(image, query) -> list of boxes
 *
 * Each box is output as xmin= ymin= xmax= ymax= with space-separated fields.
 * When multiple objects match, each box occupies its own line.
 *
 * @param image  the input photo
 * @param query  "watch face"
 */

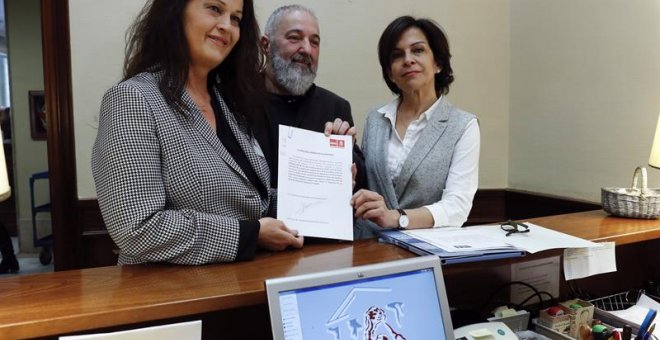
xmin=399 ymin=215 xmax=410 ymax=228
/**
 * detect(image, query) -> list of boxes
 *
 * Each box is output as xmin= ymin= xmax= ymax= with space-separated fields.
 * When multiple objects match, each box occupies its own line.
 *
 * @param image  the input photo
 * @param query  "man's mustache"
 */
xmin=291 ymin=53 xmax=313 ymax=68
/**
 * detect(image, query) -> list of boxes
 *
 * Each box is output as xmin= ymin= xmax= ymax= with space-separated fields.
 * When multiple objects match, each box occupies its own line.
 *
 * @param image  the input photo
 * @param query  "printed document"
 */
xmin=563 ymin=241 xmax=617 ymax=280
xmin=607 ymin=294 xmax=660 ymax=338
xmin=510 ymin=257 xmax=560 ymax=305
xmin=60 ymin=320 xmax=201 ymax=339
xmin=461 ymin=223 xmax=601 ymax=253
xmin=277 ymin=125 xmax=353 ymax=241
xmin=404 ymin=222 xmax=600 ymax=253
xmin=404 ymin=228 xmax=518 ymax=253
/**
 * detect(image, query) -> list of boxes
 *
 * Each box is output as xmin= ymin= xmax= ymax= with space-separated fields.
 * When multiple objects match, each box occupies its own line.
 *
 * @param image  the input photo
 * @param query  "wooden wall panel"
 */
xmin=506 ymin=189 xmax=601 ymax=220
xmin=75 ymin=190 xmax=603 ymax=269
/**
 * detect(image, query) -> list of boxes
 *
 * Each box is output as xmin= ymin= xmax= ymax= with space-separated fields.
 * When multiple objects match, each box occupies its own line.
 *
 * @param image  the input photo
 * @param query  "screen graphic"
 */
xmin=278 ymin=269 xmax=448 ymax=340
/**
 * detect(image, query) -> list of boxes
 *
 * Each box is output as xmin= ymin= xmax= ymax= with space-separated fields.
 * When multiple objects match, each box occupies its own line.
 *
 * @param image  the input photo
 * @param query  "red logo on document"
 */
xmin=329 ymin=138 xmax=345 ymax=148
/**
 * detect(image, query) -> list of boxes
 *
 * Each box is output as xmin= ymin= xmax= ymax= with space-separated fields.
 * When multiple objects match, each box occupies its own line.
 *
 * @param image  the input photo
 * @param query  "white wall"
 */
xmin=509 ymin=0 xmax=660 ymax=201
xmin=70 ymin=0 xmax=146 ymax=200
xmin=71 ymin=0 xmax=511 ymax=199
xmin=70 ymin=0 xmax=660 ymax=204
xmin=73 ymin=1 xmax=660 ymax=204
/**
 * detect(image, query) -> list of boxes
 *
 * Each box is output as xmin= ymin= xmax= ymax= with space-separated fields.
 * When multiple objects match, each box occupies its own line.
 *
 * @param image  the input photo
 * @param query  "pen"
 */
xmin=637 ymin=309 xmax=657 ymax=340
xmin=646 ymin=323 xmax=655 ymax=337
xmin=641 ymin=331 xmax=652 ymax=340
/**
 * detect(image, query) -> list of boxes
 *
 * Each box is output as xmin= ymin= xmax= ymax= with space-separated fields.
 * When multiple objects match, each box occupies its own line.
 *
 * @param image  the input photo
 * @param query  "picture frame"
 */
xmin=29 ymin=90 xmax=46 ymax=140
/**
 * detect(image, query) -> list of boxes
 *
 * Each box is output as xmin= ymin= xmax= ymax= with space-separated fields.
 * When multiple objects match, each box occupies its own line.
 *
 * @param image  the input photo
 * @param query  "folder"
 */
xmin=378 ymin=229 xmax=526 ymax=265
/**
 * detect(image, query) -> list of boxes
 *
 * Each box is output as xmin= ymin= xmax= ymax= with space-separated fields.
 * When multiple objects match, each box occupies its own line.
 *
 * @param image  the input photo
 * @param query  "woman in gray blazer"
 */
xmin=91 ymin=0 xmax=303 ymax=265
xmin=353 ymin=16 xmax=480 ymax=237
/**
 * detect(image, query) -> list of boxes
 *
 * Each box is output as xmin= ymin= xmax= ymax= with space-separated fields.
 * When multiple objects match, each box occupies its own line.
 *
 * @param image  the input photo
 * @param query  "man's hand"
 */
xmin=257 ymin=218 xmax=304 ymax=251
xmin=324 ymin=118 xmax=356 ymax=144
xmin=351 ymin=163 xmax=357 ymax=189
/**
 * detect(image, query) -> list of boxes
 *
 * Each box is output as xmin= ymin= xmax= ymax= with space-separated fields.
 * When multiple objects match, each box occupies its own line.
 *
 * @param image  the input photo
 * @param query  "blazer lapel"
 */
xmin=371 ymin=113 xmax=400 ymax=208
xmin=394 ymin=100 xmax=450 ymax=198
xmin=212 ymin=87 xmax=271 ymax=191
xmin=181 ymin=90 xmax=247 ymax=179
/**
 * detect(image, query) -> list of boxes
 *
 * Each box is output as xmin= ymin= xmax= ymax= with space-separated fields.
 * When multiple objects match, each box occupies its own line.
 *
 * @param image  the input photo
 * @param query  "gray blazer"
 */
xmin=91 ymin=72 xmax=272 ymax=265
xmin=356 ymin=99 xmax=475 ymax=238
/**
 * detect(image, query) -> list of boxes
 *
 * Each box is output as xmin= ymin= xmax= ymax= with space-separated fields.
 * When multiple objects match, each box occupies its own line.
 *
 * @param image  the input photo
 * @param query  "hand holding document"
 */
xmin=277 ymin=125 xmax=353 ymax=241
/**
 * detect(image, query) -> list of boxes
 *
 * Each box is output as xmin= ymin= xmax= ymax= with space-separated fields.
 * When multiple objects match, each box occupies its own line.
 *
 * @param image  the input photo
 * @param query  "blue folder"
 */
xmin=378 ymin=229 xmax=526 ymax=265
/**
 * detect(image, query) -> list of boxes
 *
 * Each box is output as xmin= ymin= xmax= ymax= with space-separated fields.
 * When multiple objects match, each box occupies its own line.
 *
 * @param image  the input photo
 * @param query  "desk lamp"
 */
xmin=602 ymin=113 xmax=660 ymax=219
xmin=0 ymin=129 xmax=10 ymax=200
xmin=649 ymin=113 xmax=660 ymax=169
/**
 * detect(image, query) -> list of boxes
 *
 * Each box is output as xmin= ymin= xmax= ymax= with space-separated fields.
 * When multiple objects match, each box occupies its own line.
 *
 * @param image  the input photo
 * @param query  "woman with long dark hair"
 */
xmin=92 ymin=0 xmax=303 ymax=265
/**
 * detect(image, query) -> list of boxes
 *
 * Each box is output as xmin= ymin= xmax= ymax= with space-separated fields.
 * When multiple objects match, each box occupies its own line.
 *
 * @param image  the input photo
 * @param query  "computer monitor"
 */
xmin=265 ymin=256 xmax=454 ymax=340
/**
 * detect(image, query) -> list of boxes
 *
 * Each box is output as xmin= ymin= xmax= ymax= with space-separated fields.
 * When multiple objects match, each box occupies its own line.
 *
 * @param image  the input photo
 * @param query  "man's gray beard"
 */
xmin=270 ymin=46 xmax=317 ymax=96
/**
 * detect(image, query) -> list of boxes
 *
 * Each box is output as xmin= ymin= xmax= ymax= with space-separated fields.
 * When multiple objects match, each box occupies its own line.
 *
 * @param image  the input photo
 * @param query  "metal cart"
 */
xmin=29 ymin=171 xmax=52 ymax=265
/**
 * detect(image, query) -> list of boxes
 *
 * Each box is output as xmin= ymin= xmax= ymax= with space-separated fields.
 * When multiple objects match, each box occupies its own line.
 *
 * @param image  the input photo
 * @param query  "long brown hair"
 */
xmin=124 ymin=0 xmax=266 ymax=122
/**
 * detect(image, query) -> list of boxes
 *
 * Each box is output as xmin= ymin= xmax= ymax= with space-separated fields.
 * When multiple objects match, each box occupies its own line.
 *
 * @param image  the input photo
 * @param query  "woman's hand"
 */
xmin=257 ymin=218 xmax=304 ymax=251
xmin=351 ymin=189 xmax=399 ymax=228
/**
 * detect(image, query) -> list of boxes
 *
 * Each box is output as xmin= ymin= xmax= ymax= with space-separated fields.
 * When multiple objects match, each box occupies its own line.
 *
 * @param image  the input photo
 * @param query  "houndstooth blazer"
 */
xmin=91 ymin=71 xmax=273 ymax=265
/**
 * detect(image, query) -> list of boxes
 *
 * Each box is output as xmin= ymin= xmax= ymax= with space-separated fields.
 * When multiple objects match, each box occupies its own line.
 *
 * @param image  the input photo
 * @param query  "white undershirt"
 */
xmin=379 ymin=96 xmax=480 ymax=227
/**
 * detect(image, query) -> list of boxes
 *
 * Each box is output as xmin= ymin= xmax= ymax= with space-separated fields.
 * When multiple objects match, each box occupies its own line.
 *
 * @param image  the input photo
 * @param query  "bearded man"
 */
xmin=259 ymin=5 xmax=366 ymax=191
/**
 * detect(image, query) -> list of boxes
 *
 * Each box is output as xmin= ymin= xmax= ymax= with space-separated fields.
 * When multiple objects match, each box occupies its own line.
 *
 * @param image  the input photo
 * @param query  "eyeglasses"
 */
xmin=500 ymin=220 xmax=530 ymax=237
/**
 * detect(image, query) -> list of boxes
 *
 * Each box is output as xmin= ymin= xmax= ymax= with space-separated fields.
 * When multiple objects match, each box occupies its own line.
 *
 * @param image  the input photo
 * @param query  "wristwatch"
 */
xmin=397 ymin=209 xmax=409 ymax=229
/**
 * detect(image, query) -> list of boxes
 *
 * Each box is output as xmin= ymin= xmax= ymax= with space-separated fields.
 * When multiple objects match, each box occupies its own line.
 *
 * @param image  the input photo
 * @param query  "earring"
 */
xmin=435 ymin=69 xmax=440 ymax=74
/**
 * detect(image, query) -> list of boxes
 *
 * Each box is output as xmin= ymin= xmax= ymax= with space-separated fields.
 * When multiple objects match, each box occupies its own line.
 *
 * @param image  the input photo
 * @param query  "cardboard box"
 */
xmin=560 ymin=299 xmax=595 ymax=338
xmin=533 ymin=318 xmax=574 ymax=340
xmin=538 ymin=306 xmax=572 ymax=335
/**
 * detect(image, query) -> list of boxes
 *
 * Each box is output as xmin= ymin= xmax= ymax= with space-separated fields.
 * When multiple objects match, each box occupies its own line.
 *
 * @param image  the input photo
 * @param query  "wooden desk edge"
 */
xmin=526 ymin=210 xmax=660 ymax=246
xmin=3 ymin=210 xmax=660 ymax=338
xmin=0 ymin=240 xmax=412 ymax=338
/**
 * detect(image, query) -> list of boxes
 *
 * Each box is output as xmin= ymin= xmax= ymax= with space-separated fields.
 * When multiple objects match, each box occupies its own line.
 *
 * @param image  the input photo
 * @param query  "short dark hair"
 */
xmin=124 ymin=0 xmax=265 ymax=121
xmin=377 ymin=16 xmax=454 ymax=96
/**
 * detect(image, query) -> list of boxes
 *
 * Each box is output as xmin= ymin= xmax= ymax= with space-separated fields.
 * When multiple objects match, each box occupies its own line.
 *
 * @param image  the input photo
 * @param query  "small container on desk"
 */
xmin=537 ymin=305 xmax=573 ymax=337
xmin=487 ymin=309 xmax=531 ymax=332
xmin=601 ymin=166 xmax=660 ymax=219
xmin=532 ymin=318 xmax=574 ymax=340
xmin=560 ymin=299 xmax=595 ymax=338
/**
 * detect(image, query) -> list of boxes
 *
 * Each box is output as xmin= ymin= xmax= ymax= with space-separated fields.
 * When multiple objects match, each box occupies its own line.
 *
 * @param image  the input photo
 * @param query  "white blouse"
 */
xmin=378 ymin=96 xmax=480 ymax=227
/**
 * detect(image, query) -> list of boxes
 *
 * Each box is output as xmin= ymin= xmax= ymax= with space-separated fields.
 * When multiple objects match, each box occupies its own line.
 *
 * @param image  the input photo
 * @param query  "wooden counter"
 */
xmin=0 ymin=240 xmax=414 ymax=339
xmin=1 ymin=210 xmax=658 ymax=339
xmin=526 ymin=210 xmax=660 ymax=245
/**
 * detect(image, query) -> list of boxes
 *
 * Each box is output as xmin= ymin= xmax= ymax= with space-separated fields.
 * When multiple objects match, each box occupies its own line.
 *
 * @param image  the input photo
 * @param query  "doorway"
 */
xmin=1 ymin=0 xmax=53 ymax=274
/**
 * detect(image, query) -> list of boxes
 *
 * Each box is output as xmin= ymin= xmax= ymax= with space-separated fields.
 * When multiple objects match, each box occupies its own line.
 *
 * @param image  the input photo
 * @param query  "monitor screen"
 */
xmin=265 ymin=256 xmax=454 ymax=340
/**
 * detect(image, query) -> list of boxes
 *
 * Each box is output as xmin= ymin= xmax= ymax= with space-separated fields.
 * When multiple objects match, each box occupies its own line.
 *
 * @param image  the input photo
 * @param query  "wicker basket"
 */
xmin=601 ymin=166 xmax=660 ymax=219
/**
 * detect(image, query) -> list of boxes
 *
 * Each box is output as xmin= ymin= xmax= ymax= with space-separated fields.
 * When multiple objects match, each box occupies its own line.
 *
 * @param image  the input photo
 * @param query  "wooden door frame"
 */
xmin=41 ymin=0 xmax=80 ymax=270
